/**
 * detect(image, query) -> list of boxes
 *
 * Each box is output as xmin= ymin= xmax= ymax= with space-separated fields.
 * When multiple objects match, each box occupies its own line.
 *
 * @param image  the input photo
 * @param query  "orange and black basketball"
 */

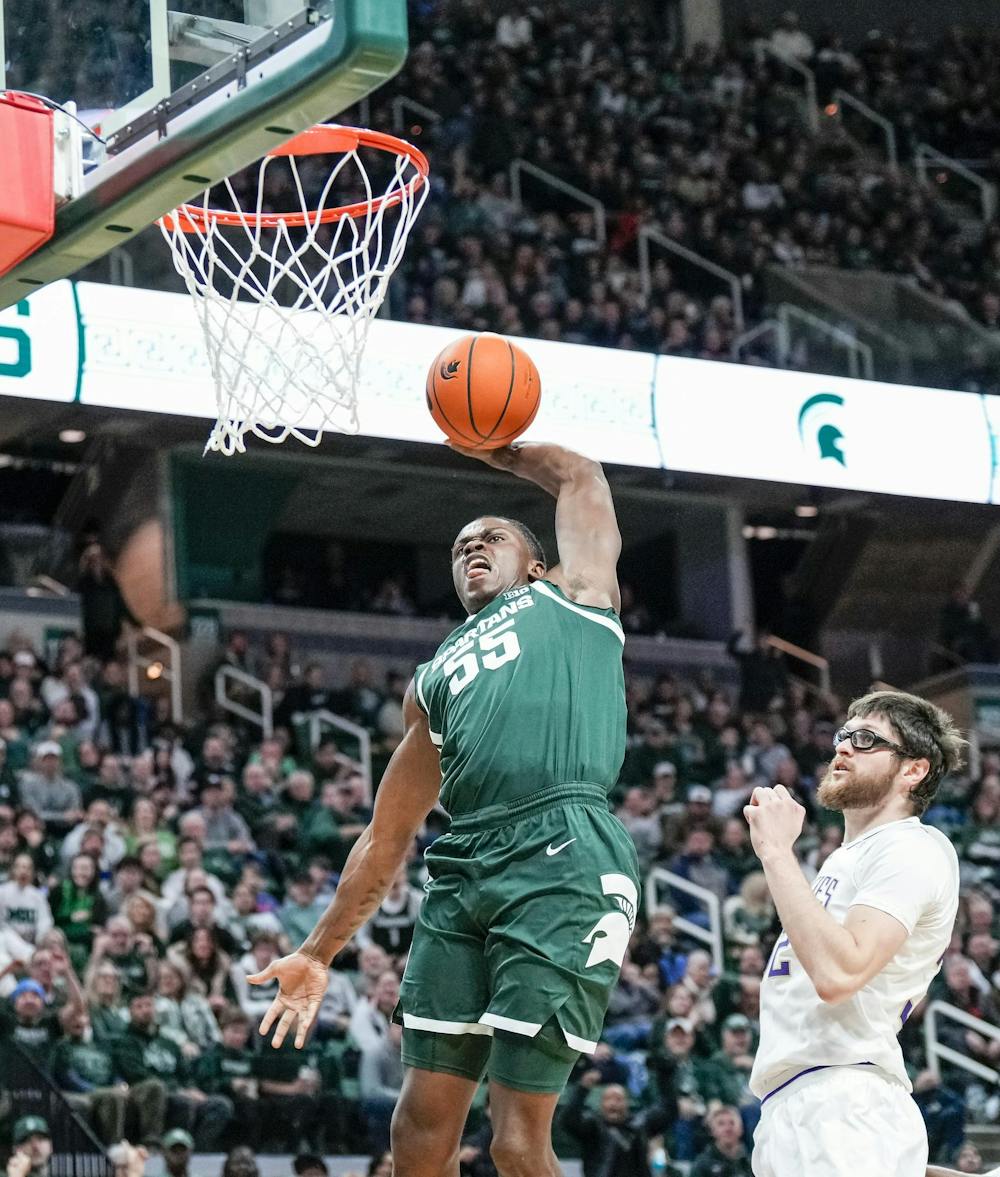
xmin=426 ymin=332 xmax=541 ymax=450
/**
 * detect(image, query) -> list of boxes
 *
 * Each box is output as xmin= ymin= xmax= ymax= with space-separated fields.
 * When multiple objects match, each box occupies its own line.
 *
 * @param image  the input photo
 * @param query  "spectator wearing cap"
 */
xmin=0 ymin=851 xmax=52 ymax=945
xmin=677 ymin=786 xmax=723 ymax=844
xmin=647 ymin=1017 xmax=707 ymax=1162
xmin=113 ymin=991 xmax=232 ymax=1150
xmin=650 ymin=761 xmax=685 ymax=852
xmin=562 ymin=1063 xmax=670 ymax=1177
xmin=697 ymin=1014 xmax=760 ymax=1138
xmin=278 ymin=872 xmax=327 ymax=945
xmin=161 ymin=1129 xmax=194 ymax=1177
xmin=194 ymin=777 xmax=255 ymax=856
xmin=690 ymin=1104 xmax=753 ymax=1177
xmin=18 ymin=741 xmax=83 ymax=833
xmin=0 ymin=977 xmax=69 ymax=1067
xmin=6 ymin=1116 xmax=52 ymax=1177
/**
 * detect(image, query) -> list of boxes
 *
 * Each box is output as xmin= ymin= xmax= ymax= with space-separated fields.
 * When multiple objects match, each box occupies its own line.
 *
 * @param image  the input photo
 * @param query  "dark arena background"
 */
xmin=0 ymin=0 xmax=999 ymax=1174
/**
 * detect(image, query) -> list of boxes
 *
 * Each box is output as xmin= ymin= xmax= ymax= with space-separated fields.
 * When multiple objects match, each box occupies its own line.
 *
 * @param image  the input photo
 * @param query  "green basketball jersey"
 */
xmin=414 ymin=579 xmax=626 ymax=816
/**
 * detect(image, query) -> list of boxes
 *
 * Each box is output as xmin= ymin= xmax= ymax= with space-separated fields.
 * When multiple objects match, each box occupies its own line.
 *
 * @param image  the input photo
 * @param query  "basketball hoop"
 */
xmin=159 ymin=125 xmax=430 ymax=455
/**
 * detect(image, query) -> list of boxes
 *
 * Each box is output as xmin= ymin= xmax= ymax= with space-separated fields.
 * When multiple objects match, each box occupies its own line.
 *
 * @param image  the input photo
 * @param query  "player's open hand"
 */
xmin=247 ymin=950 xmax=329 ymax=1049
xmin=744 ymin=784 xmax=806 ymax=862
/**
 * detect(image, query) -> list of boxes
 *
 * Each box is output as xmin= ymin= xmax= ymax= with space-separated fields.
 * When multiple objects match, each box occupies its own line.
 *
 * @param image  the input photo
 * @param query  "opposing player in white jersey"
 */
xmin=744 ymin=690 xmax=964 ymax=1177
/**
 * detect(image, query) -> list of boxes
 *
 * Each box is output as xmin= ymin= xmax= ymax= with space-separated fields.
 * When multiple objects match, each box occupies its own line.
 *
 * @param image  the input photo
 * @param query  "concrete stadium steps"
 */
xmin=820 ymin=508 xmax=1000 ymax=690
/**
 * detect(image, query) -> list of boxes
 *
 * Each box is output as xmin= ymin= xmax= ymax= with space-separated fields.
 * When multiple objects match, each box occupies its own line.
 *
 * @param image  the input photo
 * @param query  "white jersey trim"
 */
xmin=414 ymin=666 xmax=431 ymax=714
xmin=562 ymin=1029 xmax=599 ymax=1053
xmin=402 ymin=1014 xmax=493 ymax=1036
xmin=532 ymin=581 xmax=625 ymax=645
xmin=479 ymin=1012 xmax=543 ymax=1036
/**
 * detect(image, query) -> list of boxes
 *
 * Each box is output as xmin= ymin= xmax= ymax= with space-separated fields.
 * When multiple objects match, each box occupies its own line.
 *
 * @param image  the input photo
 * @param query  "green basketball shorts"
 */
xmin=397 ymin=783 xmax=641 ymax=1093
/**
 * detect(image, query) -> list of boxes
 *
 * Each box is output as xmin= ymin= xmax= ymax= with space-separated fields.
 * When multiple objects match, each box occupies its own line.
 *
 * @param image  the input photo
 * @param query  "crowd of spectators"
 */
xmin=9 ymin=4 xmax=1000 ymax=378
xmin=0 ymin=618 xmax=998 ymax=1175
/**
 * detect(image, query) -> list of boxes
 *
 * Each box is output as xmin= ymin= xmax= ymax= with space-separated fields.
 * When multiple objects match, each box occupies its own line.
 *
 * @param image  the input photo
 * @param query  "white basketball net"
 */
xmin=159 ymin=126 xmax=429 ymax=455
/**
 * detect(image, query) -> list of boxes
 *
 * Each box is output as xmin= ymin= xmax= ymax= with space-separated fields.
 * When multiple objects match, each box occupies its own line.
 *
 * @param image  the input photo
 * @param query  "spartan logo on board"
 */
xmin=797 ymin=392 xmax=846 ymax=467
xmin=439 ymin=360 xmax=461 ymax=380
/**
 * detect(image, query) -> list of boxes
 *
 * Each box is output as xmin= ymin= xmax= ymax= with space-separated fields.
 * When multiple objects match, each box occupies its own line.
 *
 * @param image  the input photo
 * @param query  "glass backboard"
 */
xmin=0 ymin=0 xmax=408 ymax=308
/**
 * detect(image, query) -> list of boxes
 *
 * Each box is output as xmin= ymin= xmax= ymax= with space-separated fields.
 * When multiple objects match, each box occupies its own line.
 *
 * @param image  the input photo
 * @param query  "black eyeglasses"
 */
xmin=833 ymin=726 xmax=911 ymax=757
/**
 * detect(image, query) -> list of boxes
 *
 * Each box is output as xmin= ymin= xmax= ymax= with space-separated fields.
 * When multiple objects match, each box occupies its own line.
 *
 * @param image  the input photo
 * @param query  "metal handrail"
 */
xmin=915 ymin=143 xmax=998 ymax=223
xmin=776 ymin=303 xmax=874 ymax=380
xmin=307 ymin=709 xmax=373 ymax=804
xmin=765 ymin=634 xmax=831 ymax=694
xmin=757 ymin=44 xmax=819 ymax=132
xmin=509 ymin=159 xmax=607 ymax=244
xmin=730 ymin=317 xmax=789 ymax=364
xmin=214 ymin=664 xmax=273 ymax=737
xmin=646 ymin=867 xmax=725 ymax=976
xmin=126 ymin=624 xmax=182 ymax=723
xmin=639 ymin=227 xmax=745 ymax=332
xmin=830 ymin=89 xmax=897 ymax=169
xmin=391 ymin=96 xmax=441 ymax=135
xmin=925 ymin=1000 xmax=1000 ymax=1086
xmin=28 ymin=574 xmax=73 ymax=597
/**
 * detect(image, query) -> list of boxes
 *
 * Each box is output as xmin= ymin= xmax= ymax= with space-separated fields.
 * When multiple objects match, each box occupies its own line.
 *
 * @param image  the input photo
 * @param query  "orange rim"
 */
xmin=160 ymin=125 xmax=430 ymax=233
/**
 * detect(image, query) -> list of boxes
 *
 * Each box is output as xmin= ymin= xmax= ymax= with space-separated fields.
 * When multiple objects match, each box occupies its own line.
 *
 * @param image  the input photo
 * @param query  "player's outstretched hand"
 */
xmin=743 ymin=784 xmax=806 ymax=861
xmin=247 ymin=951 xmax=329 ymax=1049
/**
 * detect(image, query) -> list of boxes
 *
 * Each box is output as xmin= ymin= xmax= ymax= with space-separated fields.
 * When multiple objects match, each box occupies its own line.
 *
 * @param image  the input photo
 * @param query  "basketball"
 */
xmin=425 ymin=332 xmax=541 ymax=450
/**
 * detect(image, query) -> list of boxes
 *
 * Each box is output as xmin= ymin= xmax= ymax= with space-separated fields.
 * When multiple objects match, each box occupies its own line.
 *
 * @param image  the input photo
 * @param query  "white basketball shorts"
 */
xmin=752 ymin=1065 xmax=928 ymax=1177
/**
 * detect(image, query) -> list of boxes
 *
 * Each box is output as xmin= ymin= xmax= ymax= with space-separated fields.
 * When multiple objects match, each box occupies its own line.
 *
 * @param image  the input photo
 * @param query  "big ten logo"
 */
xmin=0 ymin=301 xmax=31 ymax=378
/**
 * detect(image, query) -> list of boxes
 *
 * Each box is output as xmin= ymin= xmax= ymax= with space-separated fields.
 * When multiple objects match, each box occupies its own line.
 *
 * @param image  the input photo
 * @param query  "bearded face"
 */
xmin=816 ymin=758 xmax=899 ymax=811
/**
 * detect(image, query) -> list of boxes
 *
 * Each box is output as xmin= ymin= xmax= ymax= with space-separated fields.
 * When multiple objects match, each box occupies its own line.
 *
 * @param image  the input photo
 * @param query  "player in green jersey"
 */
xmin=248 ymin=441 xmax=639 ymax=1177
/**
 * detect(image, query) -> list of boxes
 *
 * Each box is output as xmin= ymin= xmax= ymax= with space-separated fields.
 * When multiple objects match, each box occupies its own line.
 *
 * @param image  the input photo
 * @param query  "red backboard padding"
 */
xmin=0 ymin=93 xmax=55 ymax=279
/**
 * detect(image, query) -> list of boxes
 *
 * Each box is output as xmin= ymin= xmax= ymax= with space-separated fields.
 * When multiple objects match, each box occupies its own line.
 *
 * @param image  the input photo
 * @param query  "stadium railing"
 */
xmin=637 ymin=228 xmax=745 ymax=333
xmin=215 ymin=663 xmax=274 ymax=737
xmin=125 ymin=624 xmax=182 ymax=723
xmin=924 ymin=1000 xmax=1000 ymax=1089
xmin=306 ymin=708 xmax=373 ymax=803
xmin=3 ymin=1045 xmax=112 ymax=1177
xmin=914 ymin=144 xmax=998 ymax=224
xmin=646 ymin=868 xmax=725 ymax=977
xmin=776 ymin=303 xmax=874 ymax=380
xmin=829 ymin=90 xmax=899 ymax=170
xmin=765 ymin=634 xmax=831 ymax=695
xmin=508 ymin=160 xmax=607 ymax=246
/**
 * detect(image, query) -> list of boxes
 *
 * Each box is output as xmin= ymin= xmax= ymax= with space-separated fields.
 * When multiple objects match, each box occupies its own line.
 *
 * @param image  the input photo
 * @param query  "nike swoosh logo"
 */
xmin=546 ymin=839 xmax=576 ymax=857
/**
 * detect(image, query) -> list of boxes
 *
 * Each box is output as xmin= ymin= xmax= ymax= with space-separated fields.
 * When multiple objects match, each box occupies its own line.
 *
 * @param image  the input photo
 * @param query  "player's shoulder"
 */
xmin=852 ymin=817 xmax=959 ymax=878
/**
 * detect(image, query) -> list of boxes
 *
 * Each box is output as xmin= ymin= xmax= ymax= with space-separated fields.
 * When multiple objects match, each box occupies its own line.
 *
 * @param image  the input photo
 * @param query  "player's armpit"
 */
xmin=821 ymin=904 xmax=909 ymax=1004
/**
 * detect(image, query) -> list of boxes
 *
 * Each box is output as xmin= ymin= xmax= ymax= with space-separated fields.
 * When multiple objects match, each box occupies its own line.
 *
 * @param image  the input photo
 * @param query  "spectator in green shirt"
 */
xmin=112 ymin=991 xmax=232 ymax=1150
xmin=85 ymin=961 xmax=129 ymax=1047
xmin=53 ymin=1005 xmax=166 ymax=1146
xmin=690 ymin=1105 xmax=752 ymax=1177
xmin=194 ymin=1009 xmax=260 ymax=1148
xmin=255 ymin=1028 xmax=341 ymax=1153
xmin=695 ymin=1014 xmax=760 ymax=1139
xmin=0 ymin=980 xmax=64 ymax=1070
xmin=49 ymin=854 xmax=108 ymax=970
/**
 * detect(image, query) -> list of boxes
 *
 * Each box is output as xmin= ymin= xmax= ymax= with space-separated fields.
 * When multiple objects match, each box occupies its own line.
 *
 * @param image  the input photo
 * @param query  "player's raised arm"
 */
xmin=449 ymin=442 xmax=621 ymax=611
xmin=247 ymin=682 xmax=441 ymax=1048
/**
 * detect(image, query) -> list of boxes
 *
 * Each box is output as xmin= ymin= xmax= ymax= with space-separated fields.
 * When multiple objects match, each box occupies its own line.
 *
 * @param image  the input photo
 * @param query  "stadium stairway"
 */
xmin=818 ymin=508 xmax=1000 ymax=690
xmin=2 ymin=1045 xmax=111 ymax=1177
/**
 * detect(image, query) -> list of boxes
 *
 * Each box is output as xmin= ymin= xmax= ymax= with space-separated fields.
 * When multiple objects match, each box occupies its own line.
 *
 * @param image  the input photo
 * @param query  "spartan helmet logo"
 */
xmin=583 ymin=873 xmax=638 ymax=969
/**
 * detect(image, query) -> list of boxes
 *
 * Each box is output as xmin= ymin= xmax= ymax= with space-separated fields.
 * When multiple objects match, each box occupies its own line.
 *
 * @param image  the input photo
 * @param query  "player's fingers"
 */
xmin=258 ymin=996 xmax=283 ymax=1037
xmin=295 ymin=1000 xmax=321 ymax=1049
xmin=271 ymin=1007 xmax=296 ymax=1049
xmin=772 ymin=784 xmax=790 ymax=799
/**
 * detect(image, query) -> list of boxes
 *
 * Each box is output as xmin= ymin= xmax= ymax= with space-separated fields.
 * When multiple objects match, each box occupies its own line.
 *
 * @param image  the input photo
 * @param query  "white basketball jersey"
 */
xmin=750 ymin=817 xmax=959 ymax=1099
